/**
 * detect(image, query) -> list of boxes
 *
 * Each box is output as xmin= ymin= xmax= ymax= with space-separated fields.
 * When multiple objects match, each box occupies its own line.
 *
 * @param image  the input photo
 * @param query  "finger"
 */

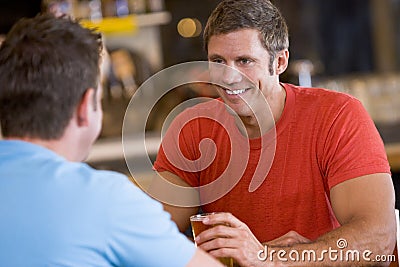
xmin=198 ymin=235 xmax=240 ymax=253
xmin=195 ymin=224 xmax=238 ymax=244
xmin=203 ymin=212 xmax=244 ymax=228
xmin=207 ymin=246 xmax=237 ymax=258
xmin=207 ymin=247 xmax=250 ymax=267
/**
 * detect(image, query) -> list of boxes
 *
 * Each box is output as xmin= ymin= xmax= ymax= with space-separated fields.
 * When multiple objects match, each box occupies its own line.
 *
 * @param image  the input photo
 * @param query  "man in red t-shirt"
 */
xmin=153 ymin=0 xmax=396 ymax=266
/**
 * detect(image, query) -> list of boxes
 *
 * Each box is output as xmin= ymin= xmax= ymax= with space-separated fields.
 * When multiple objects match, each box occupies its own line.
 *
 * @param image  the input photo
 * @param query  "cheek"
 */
xmin=94 ymin=100 xmax=103 ymax=133
xmin=238 ymin=66 xmax=263 ymax=81
xmin=258 ymin=67 xmax=276 ymax=86
xmin=240 ymin=70 xmax=261 ymax=89
xmin=98 ymin=98 xmax=103 ymax=113
xmin=98 ymin=108 xmax=103 ymax=122
xmin=94 ymin=110 xmax=103 ymax=138
xmin=214 ymin=85 xmax=225 ymax=95
xmin=97 ymin=108 xmax=103 ymax=128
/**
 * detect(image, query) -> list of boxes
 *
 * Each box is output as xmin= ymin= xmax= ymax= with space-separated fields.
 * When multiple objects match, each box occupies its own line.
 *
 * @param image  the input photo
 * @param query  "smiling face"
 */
xmin=207 ymin=28 xmax=288 ymax=119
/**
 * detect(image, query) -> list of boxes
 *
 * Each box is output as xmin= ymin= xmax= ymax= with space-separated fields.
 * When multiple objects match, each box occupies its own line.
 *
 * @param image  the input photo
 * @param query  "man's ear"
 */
xmin=76 ymin=88 xmax=95 ymax=127
xmin=275 ymin=49 xmax=289 ymax=75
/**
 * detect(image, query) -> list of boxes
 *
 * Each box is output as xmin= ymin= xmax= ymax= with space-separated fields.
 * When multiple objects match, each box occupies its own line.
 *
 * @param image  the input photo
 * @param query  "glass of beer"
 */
xmin=190 ymin=213 xmax=234 ymax=267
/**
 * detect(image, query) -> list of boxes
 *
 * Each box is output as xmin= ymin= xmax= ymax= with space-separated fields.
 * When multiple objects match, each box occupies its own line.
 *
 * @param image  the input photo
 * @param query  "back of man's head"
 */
xmin=0 ymin=14 xmax=102 ymax=140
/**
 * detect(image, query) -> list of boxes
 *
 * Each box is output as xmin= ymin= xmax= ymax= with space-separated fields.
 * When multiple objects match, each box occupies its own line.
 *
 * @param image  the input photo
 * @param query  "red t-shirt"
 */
xmin=154 ymin=83 xmax=390 ymax=242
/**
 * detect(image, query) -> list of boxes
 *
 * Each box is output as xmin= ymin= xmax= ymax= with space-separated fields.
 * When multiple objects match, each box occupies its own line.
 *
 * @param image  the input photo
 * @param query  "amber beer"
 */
xmin=190 ymin=213 xmax=234 ymax=267
xmin=190 ymin=214 xmax=212 ymax=241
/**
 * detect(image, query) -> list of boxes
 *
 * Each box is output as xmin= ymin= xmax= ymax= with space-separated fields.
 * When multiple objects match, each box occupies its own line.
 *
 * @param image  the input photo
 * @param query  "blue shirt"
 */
xmin=0 ymin=140 xmax=195 ymax=266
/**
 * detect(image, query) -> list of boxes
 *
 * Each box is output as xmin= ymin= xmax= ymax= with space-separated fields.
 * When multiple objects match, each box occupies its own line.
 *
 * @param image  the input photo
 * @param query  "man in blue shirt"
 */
xmin=0 ymin=14 xmax=221 ymax=267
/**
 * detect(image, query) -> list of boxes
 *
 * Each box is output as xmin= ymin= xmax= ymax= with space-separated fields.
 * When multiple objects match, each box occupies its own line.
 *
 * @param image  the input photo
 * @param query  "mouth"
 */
xmin=225 ymin=88 xmax=247 ymax=95
xmin=222 ymin=87 xmax=251 ymax=97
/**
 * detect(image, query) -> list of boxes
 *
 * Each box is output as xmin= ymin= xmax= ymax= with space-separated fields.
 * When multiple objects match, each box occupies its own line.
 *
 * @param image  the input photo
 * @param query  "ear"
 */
xmin=76 ymin=88 xmax=95 ymax=127
xmin=275 ymin=49 xmax=289 ymax=75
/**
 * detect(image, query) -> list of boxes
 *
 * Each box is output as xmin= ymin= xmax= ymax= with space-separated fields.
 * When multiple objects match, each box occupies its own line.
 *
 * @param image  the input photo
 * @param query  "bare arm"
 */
xmin=320 ymin=173 xmax=396 ymax=265
xmin=186 ymin=248 xmax=224 ymax=267
xmin=285 ymin=173 xmax=396 ymax=266
xmin=196 ymin=173 xmax=396 ymax=266
xmin=148 ymin=171 xmax=199 ymax=232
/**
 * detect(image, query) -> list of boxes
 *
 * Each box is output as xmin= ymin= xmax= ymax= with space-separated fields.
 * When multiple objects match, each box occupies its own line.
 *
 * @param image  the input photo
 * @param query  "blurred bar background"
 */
xmin=0 ymin=0 xmax=399 ymax=206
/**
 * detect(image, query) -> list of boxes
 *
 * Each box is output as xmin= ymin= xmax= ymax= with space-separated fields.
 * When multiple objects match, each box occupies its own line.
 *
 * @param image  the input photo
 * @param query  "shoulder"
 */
xmin=287 ymin=83 xmax=357 ymax=104
xmin=63 ymin=161 xmax=129 ymax=185
xmin=71 ymin=166 xmax=196 ymax=266
xmin=285 ymin=83 xmax=365 ymax=115
xmin=72 ymin=164 xmax=167 ymax=230
xmin=55 ymin=161 xmax=149 ymax=203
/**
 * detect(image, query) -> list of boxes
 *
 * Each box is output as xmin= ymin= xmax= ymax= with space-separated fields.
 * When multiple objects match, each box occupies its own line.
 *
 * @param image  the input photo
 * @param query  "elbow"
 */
xmin=376 ymin=211 xmax=397 ymax=257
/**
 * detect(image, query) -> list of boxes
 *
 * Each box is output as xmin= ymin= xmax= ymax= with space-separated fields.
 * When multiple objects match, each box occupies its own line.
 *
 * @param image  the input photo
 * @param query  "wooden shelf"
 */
xmin=135 ymin=11 xmax=171 ymax=27
xmin=80 ymin=11 xmax=171 ymax=34
xmin=86 ymin=134 xmax=161 ymax=163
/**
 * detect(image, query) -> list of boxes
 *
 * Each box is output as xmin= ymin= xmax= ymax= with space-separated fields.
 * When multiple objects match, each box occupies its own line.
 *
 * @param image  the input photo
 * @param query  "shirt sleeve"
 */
xmin=153 ymin=110 xmax=202 ymax=187
xmin=105 ymin=176 xmax=196 ymax=267
xmin=320 ymin=97 xmax=391 ymax=189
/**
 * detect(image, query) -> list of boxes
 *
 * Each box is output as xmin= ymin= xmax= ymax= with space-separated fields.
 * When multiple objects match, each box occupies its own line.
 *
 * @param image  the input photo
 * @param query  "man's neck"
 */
xmin=5 ymin=135 xmax=85 ymax=162
xmin=237 ymin=84 xmax=287 ymax=139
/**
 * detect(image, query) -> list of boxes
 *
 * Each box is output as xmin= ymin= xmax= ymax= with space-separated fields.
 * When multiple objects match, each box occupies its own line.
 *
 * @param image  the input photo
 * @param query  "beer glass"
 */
xmin=190 ymin=213 xmax=234 ymax=267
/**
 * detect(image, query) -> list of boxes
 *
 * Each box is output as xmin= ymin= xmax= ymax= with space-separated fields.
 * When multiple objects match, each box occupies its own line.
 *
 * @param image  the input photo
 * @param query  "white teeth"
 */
xmin=226 ymin=89 xmax=246 ymax=95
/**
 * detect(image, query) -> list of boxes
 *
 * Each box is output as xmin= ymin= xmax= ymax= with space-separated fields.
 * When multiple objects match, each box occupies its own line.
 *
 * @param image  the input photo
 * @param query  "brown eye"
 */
xmin=239 ymin=58 xmax=251 ymax=65
xmin=211 ymin=58 xmax=224 ymax=64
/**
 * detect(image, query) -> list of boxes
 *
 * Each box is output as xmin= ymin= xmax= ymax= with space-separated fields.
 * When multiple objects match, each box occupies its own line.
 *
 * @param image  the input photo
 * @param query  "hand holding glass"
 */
xmin=190 ymin=213 xmax=234 ymax=267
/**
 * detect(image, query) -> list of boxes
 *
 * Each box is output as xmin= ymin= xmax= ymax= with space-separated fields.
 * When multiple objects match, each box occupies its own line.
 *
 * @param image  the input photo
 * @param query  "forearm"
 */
xmin=259 ymin=217 xmax=396 ymax=266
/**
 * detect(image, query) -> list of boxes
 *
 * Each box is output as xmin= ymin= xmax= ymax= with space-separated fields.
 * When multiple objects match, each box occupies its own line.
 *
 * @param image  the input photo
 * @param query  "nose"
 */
xmin=222 ymin=65 xmax=242 ymax=85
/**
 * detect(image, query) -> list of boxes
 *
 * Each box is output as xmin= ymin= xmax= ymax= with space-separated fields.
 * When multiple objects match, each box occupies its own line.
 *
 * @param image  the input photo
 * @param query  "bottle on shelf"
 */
xmin=88 ymin=0 xmax=103 ymax=20
xmin=147 ymin=0 xmax=164 ymax=12
xmin=128 ymin=0 xmax=146 ymax=14
xmin=115 ymin=0 xmax=129 ymax=17
xmin=101 ymin=0 xmax=117 ymax=17
xmin=42 ymin=0 xmax=74 ymax=17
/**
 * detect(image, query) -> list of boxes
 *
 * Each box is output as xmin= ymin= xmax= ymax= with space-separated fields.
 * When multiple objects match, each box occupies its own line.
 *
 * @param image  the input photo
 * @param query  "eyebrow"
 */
xmin=208 ymin=53 xmax=256 ymax=62
xmin=207 ymin=54 xmax=222 ymax=60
